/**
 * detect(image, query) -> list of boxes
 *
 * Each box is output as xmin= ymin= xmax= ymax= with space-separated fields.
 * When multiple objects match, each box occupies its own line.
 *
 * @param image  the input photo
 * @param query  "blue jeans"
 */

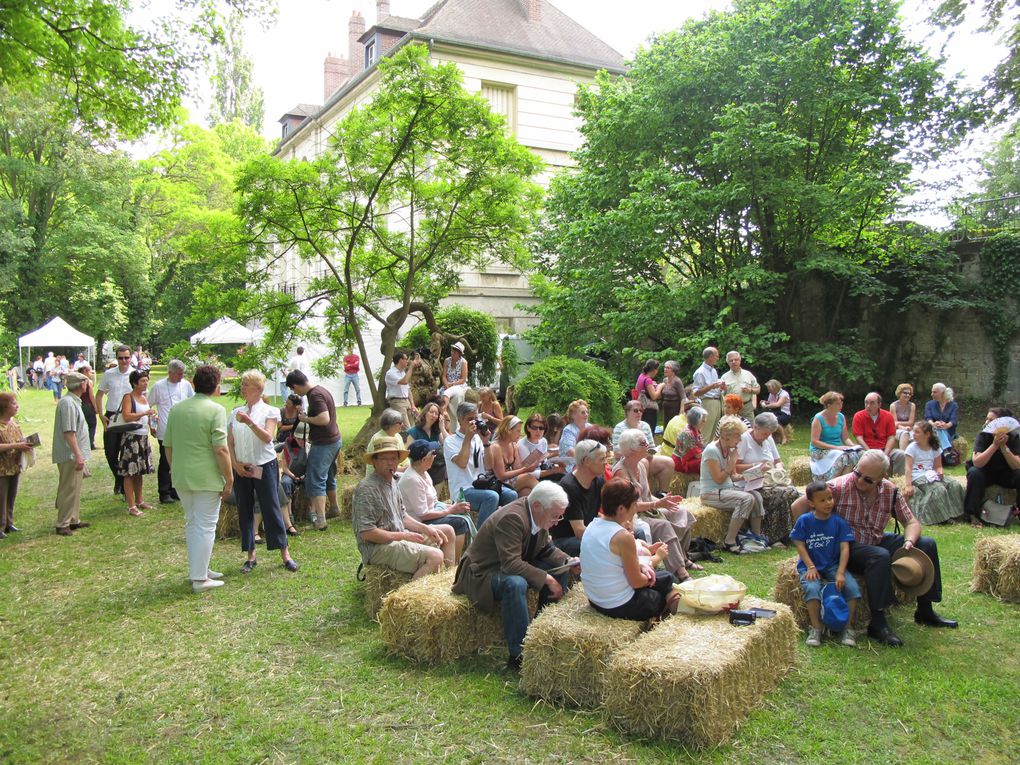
xmin=305 ymin=440 xmax=341 ymax=497
xmin=465 ymin=486 xmax=517 ymax=526
xmin=491 ymin=562 xmax=571 ymax=659
xmin=800 ymin=566 xmax=862 ymax=602
xmin=936 ymin=429 xmax=952 ymax=450
xmin=343 ymin=373 xmax=362 ymax=405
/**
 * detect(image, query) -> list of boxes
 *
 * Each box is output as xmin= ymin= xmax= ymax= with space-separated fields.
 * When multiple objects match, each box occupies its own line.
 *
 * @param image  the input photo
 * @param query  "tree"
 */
xmin=217 ymin=43 xmax=542 ymax=445
xmin=400 ymin=306 xmax=500 ymax=387
xmin=207 ymin=11 xmax=265 ymax=130
xmin=531 ymin=0 xmax=975 ymax=396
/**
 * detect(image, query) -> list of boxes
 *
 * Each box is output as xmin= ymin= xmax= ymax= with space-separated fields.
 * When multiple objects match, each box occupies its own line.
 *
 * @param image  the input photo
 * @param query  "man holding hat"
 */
xmin=53 ymin=372 xmax=91 ymax=536
xmin=791 ymin=448 xmax=956 ymax=647
xmin=352 ymin=436 xmax=456 ymax=578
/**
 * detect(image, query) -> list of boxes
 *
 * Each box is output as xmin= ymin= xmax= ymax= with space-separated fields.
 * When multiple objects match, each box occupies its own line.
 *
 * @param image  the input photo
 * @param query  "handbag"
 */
xmin=981 ymin=500 xmax=1017 ymax=528
xmin=637 ymin=386 xmax=658 ymax=411
xmin=472 ymin=471 xmax=502 ymax=492
xmin=941 ymin=447 xmax=960 ymax=467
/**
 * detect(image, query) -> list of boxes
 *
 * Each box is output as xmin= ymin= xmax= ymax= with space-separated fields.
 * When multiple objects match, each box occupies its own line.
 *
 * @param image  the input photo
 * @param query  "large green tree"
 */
xmin=207 ymin=11 xmax=265 ymax=129
xmin=213 ymin=43 xmax=542 ymax=444
xmin=531 ymin=0 xmax=975 ymax=397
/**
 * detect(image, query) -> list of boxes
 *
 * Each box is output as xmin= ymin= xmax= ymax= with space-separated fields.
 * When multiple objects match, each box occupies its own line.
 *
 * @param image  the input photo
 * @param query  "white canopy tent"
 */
xmin=189 ymin=317 xmax=266 ymax=346
xmin=18 ymin=316 xmax=95 ymax=372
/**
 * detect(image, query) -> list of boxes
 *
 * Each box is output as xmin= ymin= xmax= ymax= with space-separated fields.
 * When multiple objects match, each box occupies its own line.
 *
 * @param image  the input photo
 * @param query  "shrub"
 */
xmin=513 ymin=356 xmax=622 ymax=425
xmin=401 ymin=306 xmax=499 ymax=386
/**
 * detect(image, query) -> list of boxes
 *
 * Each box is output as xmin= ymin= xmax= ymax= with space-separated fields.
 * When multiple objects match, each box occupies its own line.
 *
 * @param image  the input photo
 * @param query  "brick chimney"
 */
xmin=377 ymin=0 xmax=391 ymax=19
xmin=525 ymin=0 xmax=542 ymax=22
xmin=323 ymin=52 xmax=349 ymax=101
xmin=348 ymin=11 xmax=366 ymax=73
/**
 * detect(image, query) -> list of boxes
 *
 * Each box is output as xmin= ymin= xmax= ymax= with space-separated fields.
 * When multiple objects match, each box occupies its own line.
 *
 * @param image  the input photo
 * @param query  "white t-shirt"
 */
xmin=443 ymin=430 xmax=486 ymax=500
xmin=289 ymin=352 xmax=310 ymax=376
xmin=149 ymin=377 xmax=195 ymax=439
xmin=98 ymin=367 xmax=134 ymax=413
xmin=229 ymin=400 xmax=280 ymax=466
xmin=906 ymin=442 xmax=940 ymax=481
xmin=736 ymin=430 xmax=780 ymax=465
xmin=385 ymin=365 xmax=409 ymax=399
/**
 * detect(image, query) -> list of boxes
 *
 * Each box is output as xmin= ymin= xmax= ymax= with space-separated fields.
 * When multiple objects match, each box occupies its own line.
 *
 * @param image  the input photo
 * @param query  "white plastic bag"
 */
xmin=673 ymin=574 xmax=747 ymax=615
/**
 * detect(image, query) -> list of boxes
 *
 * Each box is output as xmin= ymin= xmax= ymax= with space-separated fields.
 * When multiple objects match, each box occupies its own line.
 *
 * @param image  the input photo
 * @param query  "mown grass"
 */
xmin=0 ymin=389 xmax=1018 ymax=764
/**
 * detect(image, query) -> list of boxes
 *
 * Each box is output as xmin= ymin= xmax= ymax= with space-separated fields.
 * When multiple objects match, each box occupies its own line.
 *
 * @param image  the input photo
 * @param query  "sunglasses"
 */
xmin=528 ymin=424 xmax=546 ymax=431
xmin=853 ymin=469 xmax=878 ymax=485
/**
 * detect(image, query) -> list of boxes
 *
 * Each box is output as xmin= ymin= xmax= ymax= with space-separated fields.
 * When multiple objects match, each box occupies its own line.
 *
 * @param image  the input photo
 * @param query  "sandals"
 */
xmin=127 ymin=506 xmax=144 ymax=517
xmin=241 ymin=559 xmax=257 ymax=574
xmin=722 ymin=542 xmax=746 ymax=555
xmin=138 ymin=502 xmax=154 ymax=510
xmin=685 ymin=561 xmax=705 ymax=571
xmin=286 ymin=526 xmax=300 ymax=536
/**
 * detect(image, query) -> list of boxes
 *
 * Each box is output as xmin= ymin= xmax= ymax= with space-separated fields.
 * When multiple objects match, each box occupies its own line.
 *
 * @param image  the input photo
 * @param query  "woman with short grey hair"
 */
xmin=736 ymin=411 xmax=797 ymax=545
xmin=659 ymin=360 xmax=687 ymax=425
xmin=366 ymin=408 xmax=411 ymax=476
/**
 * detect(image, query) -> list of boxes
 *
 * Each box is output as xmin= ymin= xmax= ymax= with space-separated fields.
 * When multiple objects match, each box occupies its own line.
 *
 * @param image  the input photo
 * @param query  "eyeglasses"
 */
xmin=853 ymin=469 xmax=878 ymax=485
xmin=528 ymin=424 xmax=546 ymax=431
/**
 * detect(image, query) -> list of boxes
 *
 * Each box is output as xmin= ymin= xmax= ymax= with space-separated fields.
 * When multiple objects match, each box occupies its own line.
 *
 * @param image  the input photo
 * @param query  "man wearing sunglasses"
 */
xmin=791 ymin=449 xmax=956 ymax=647
xmin=95 ymin=345 xmax=136 ymax=496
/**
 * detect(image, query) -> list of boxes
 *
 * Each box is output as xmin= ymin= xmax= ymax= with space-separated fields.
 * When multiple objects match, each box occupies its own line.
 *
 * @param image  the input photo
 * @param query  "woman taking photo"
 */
xmin=118 ymin=370 xmax=157 ymax=517
xmin=489 ymin=416 xmax=540 ymax=497
xmin=0 ymin=393 xmax=34 ymax=537
xmin=276 ymin=394 xmax=302 ymax=443
xmin=477 ymin=388 xmax=504 ymax=427
xmin=581 ymin=478 xmax=680 ymax=620
xmin=634 ymin=359 xmax=662 ymax=433
xmin=809 ymin=391 xmax=860 ymax=480
xmin=228 ymin=370 xmax=297 ymax=574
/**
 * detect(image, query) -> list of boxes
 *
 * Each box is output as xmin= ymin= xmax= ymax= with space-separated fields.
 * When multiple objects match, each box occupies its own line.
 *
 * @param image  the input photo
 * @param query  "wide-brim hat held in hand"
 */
xmin=890 ymin=547 xmax=935 ymax=598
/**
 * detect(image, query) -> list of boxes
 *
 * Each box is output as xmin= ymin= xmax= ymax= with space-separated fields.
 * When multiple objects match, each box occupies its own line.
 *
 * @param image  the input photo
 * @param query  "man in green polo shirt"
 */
xmin=164 ymin=365 xmax=234 ymax=593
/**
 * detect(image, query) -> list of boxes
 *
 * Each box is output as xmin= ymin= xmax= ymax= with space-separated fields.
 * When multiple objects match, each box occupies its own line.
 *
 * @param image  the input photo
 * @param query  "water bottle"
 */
xmin=457 ymin=488 xmax=466 ymax=504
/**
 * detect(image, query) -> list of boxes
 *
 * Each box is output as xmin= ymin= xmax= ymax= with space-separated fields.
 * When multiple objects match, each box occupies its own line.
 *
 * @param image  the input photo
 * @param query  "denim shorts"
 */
xmin=800 ymin=566 xmax=862 ymax=602
xmin=305 ymin=440 xmax=341 ymax=497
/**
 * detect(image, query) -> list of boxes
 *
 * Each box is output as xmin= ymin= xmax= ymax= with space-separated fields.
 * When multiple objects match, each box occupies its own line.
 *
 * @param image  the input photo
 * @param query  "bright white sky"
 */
xmin=137 ymin=0 xmax=1006 ymax=223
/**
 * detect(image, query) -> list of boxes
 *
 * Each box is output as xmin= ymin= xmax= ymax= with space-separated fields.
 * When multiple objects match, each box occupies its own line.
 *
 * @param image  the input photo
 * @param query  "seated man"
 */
xmin=791 ymin=449 xmax=957 ymax=648
xmin=964 ymin=406 xmax=1020 ymax=528
xmin=452 ymin=481 xmax=575 ymax=672
xmin=851 ymin=392 xmax=905 ymax=476
xmin=550 ymin=440 xmax=607 ymax=556
xmin=353 ymin=436 xmax=456 ymax=579
xmin=444 ymin=401 xmax=516 ymax=526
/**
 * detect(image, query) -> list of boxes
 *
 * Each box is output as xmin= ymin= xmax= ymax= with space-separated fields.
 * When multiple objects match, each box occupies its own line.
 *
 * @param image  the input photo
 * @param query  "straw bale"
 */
xmin=339 ymin=483 xmax=357 ymax=523
xmin=971 ymin=536 xmax=1020 ymax=602
xmin=363 ymin=565 xmax=413 ymax=619
xmin=436 ymin=481 xmax=450 ymax=502
xmin=378 ymin=568 xmax=509 ymax=662
xmin=602 ymin=597 xmax=797 ymax=748
xmin=789 ymin=457 xmax=811 ymax=487
xmin=669 ymin=472 xmax=699 ymax=498
xmin=952 ymin=435 xmax=969 ymax=458
xmin=982 ymin=486 xmax=1018 ymax=506
xmin=687 ymin=497 xmax=729 ymax=543
xmin=290 ymin=485 xmax=310 ymax=523
xmin=771 ymin=557 xmax=914 ymax=631
xmin=216 ymin=499 xmax=240 ymax=540
xmin=519 ymin=584 xmax=646 ymax=709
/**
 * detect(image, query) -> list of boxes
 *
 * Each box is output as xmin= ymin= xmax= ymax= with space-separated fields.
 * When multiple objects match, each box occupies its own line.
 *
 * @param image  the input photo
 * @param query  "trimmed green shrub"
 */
xmin=513 ymin=356 xmax=622 ymax=425
xmin=401 ymin=306 xmax=499 ymax=386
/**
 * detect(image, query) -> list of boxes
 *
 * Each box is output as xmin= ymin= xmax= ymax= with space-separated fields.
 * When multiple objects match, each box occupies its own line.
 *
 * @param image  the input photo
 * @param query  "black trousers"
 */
xmin=102 ymin=414 xmax=123 ymax=494
xmin=156 ymin=440 xmax=176 ymax=499
xmin=235 ymin=459 xmax=287 ymax=554
xmin=552 ymin=536 xmax=581 ymax=557
xmin=81 ymin=402 xmax=97 ymax=450
xmin=848 ymin=533 xmax=942 ymax=613
xmin=964 ymin=465 xmax=1020 ymax=520
xmin=590 ymin=571 xmax=676 ymax=621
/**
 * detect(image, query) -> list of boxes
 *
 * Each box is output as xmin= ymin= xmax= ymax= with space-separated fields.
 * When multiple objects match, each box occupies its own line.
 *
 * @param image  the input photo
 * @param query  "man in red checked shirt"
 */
xmin=342 ymin=347 xmax=362 ymax=407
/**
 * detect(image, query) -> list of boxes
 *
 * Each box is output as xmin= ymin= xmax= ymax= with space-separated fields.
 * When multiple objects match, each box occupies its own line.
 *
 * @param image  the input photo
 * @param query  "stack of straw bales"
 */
xmin=772 ymin=557 xmax=914 ymax=630
xmin=972 ymin=535 xmax=1020 ymax=602
xmin=363 ymin=565 xmax=413 ymax=619
xmin=669 ymin=472 xmax=699 ymax=498
xmin=602 ymin=597 xmax=796 ymax=748
xmin=789 ymin=457 xmax=811 ymax=487
xmin=519 ymin=584 xmax=646 ymax=708
xmin=688 ymin=499 xmax=728 ymax=543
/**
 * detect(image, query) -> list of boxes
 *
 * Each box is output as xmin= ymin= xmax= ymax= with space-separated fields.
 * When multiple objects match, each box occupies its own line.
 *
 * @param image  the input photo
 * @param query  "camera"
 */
xmin=474 ymin=418 xmax=489 ymax=435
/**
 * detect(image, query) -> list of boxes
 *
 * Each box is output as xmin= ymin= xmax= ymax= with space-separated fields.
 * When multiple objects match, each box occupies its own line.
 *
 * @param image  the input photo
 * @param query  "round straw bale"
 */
xmin=982 ymin=485 xmax=1018 ymax=506
xmin=952 ymin=435 xmax=969 ymax=459
xmin=971 ymin=535 xmax=1020 ymax=602
xmin=789 ymin=456 xmax=811 ymax=487
xmin=602 ymin=597 xmax=797 ymax=748
xmin=669 ymin=472 xmax=699 ymax=498
xmin=215 ymin=499 xmax=240 ymax=540
xmin=520 ymin=584 xmax=647 ymax=709
xmin=363 ymin=565 xmax=413 ymax=620
xmin=687 ymin=498 xmax=729 ymax=543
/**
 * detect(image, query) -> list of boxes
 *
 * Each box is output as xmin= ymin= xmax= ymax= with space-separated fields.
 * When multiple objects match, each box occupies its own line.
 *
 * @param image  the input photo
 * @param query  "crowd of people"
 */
xmin=3 ymin=341 xmax=1018 ymax=668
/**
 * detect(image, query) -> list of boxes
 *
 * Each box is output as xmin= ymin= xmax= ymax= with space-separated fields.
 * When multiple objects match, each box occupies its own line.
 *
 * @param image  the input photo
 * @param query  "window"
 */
xmin=480 ymin=82 xmax=516 ymax=134
xmin=364 ymin=39 xmax=377 ymax=68
xmin=282 ymin=122 xmax=291 ymax=139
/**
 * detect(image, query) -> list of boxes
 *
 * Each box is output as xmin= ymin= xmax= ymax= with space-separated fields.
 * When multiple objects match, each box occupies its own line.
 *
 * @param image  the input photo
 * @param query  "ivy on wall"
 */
xmin=977 ymin=233 xmax=1020 ymax=396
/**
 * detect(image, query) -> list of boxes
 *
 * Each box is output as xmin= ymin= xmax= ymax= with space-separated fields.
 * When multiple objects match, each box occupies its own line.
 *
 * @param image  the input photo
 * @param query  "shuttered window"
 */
xmin=481 ymin=82 xmax=516 ymax=134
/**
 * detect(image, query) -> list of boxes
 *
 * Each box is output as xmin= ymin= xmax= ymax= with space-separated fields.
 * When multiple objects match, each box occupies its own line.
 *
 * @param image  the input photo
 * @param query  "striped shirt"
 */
xmin=827 ymin=472 xmax=914 ymax=546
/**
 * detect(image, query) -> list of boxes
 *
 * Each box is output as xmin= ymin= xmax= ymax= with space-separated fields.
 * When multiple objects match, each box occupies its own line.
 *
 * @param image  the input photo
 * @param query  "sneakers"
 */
xmin=192 ymin=578 xmax=225 ymax=593
xmin=806 ymin=627 xmax=823 ymax=647
xmin=840 ymin=629 xmax=857 ymax=647
xmin=207 ymin=570 xmax=224 ymax=580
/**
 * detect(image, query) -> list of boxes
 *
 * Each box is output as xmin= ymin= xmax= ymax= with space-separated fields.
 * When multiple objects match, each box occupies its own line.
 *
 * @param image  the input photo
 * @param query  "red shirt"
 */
xmin=827 ymin=472 xmax=914 ymax=545
xmin=851 ymin=408 xmax=897 ymax=450
xmin=343 ymin=354 xmax=360 ymax=375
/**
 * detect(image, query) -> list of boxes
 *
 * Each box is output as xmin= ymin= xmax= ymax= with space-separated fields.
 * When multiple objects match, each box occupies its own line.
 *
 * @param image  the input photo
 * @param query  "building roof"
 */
xmin=361 ymin=14 xmax=422 ymax=39
xmin=414 ymin=0 xmax=625 ymax=73
xmin=279 ymin=103 xmax=320 ymax=123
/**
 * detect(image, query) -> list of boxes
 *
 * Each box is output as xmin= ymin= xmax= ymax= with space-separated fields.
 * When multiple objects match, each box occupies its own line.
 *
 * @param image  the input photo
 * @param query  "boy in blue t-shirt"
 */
xmin=790 ymin=481 xmax=862 ymax=648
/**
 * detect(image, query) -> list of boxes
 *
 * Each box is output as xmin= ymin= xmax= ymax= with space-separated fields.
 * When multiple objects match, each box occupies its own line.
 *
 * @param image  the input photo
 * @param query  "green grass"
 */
xmin=1 ymin=390 xmax=1018 ymax=764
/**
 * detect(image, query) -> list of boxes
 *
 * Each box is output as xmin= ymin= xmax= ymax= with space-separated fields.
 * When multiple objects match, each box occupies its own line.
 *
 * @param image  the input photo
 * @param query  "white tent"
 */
xmin=189 ymin=317 xmax=266 ymax=346
xmin=18 ymin=316 xmax=95 ymax=372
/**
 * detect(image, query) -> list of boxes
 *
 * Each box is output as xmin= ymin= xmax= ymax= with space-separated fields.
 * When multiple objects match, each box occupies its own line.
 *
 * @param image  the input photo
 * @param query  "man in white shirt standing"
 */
xmin=385 ymin=351 xmax=419 ymax=428
xmin=691 ymin=347 xmax=727 ymax=443
xmin=720 ymin=350 xmax=760 ymax=420
xmin=150 ymin=359 xmax=195 ymax=503
xmin=95 ymin=345 xmax=136 ymax=496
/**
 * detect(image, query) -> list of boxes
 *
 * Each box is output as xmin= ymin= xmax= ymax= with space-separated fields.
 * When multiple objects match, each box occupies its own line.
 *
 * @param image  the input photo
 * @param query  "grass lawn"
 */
xmin=1 ymin=389 xmax=1018 ymax=764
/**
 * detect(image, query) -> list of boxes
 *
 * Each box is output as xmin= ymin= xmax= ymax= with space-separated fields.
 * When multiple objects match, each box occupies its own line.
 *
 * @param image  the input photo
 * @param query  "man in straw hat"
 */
xmin=352 ymin=436 xmax=456 ymax=578
xmin=791 ymin=449 xmax=956 ymax=647
xmin=452 ymin=481 xmax=577 ymax=672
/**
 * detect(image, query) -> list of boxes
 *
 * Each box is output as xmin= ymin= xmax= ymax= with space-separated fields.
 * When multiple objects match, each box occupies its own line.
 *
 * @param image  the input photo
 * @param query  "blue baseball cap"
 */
xmin=408 ymin=439 xmax=439 ymax=461
xmin=821 ymin=583 xmax=849 ymax=631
